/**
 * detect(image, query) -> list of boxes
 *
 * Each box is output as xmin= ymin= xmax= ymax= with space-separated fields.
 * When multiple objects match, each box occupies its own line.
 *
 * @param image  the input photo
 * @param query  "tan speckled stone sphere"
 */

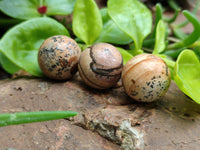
xmin=38 ymin=35 xmax=81 ymax=80
xmin=122 ymin=54 xmax=171 ymax=102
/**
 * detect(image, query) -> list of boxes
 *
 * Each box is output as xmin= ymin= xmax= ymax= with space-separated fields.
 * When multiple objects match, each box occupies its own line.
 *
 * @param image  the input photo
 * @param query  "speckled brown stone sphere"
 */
xmin=122 ymin=54 xmax=171 ymax=102
xmin=78 ymin=43 xmax=123 ymax=89
xmin=38 ymin=35 xmax=81 ymax=80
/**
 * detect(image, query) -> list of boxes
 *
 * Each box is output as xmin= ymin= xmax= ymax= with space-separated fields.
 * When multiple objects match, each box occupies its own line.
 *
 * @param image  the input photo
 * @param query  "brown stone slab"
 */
xmin=0 ymin=74 xmax=200 ymax=150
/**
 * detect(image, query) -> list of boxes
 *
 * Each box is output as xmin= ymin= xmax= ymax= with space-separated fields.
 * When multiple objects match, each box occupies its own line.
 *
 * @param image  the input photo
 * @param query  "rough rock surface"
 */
xmin=0 ymin=74 xmax=200 ymax=150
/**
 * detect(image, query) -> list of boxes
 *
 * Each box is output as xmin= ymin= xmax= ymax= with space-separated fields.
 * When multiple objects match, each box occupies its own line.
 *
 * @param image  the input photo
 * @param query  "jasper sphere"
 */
xmin=38 ymin=35 xmax=81 ymax=80
xmin=78 ymin=43 xmax=123 ymax=89
xmin=122 ymin=54 xmax=171 ymax=102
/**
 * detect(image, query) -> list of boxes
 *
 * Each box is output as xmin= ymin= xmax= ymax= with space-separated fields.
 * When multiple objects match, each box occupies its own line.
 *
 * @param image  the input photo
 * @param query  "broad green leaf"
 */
xmin=174 ymin=50 xmax=200 ymax=104
xmin=0 ymin=52 xmax=21 ymax=74
xmin=0 ymin=17 xmax=69 ymax=77
xmin=72 ymin=0 xmax=102 ymax=45
xmin=194 ymin=46 xmax=200 ymax=60
xmin=116 ymin=47 xmax=133 ymax=64
xmin=46 ymin=0 xmax=76 ymax=16
xmin=108 ymin=0 xmax=152 ymax=50
xmin=0 ymin=0 xmax=40 ymax=20
xmin=95 ymin=8 xmax=132 ymax=45
xmin=0 ymin=0 xmax=76 ymax=20
xmin=153 ymin=20 xmax=166 ymax=54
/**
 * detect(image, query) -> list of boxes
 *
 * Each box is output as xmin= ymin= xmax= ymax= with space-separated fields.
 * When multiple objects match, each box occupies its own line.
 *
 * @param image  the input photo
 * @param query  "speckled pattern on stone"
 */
xmin=122 ymin=54 xmax=171 ymax=102
xmin=38 ymin=35 xmax=81 ymax=80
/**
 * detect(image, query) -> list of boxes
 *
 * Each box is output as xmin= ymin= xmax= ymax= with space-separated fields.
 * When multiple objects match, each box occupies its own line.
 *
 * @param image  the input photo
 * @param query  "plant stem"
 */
xmin=167 ymin=37 xmax=180 ymax=43
xmin=167 ymin=0 xmax=180 ymax=11
xmin=175 ymin=0 xmax=200 ymax=28
xmin=39 ymin=0 xmax=43 ymax=6
xmin=149 ymin=3 xmax=163 ymax=39
xmin=160 ymin=57 xmax=175 ymax=69
xmin=167 ymin=10 xmax=200 ymax=50
xmin=164 ymin=8 xmax=180 ymax=23
xmin=0 ymin=111 xmax=78 ymax=127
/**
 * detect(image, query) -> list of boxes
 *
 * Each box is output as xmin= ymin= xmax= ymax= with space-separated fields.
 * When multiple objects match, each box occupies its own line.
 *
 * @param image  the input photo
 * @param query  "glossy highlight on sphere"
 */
xmin=122 ymin=54 xmax=171 ymax=102
xmin=38 ymin=35 xmax=81 ymax=80
xmin=78 ymin=43 xmax=123 ymax=89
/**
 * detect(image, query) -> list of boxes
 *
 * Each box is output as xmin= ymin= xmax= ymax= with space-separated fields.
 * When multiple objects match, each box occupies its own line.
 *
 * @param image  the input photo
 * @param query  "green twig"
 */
xmin=175 ymin=0 xmax=200 ymax=28
xmin=167 ymin=10 xmax=200 ymax=50
xmin=167 ymin=0 xmax=180 ymax=11
xmin=149 ymin=3 xmax=163 ymax=39
xmin=164 ymin=8 xmax=180 ymax=23
xmin=0 ymin=111 xmax=78 ymax=127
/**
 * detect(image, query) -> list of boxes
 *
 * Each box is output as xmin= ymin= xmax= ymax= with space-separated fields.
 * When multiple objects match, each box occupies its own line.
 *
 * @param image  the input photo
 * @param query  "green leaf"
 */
xmin=194 ymin=46 xmax=200 ymax=60
xmin=167 ymin=0 xmax=180 ymax=11
xmin=149 ymin=3 xmax=163 ymax=39
xmin=153 ymin=20 xmax=166 ymax=54
xmin=127 ymin=49 xmax=143 ymax=56
xmin=0 ymin=52 xmax=21 ymax=74
xmin=46 ymin=0 xmax=76 ymax=16
xmin=143 ymin=4 xmax=163 ymax=49
xmin=158 ymin=54 xmax=175 ymax=80
xmin=100 ymin=8 xmax=110 ymax=23
xmin=116 ymin=47 xmax=133 ymax=64
xmin=168 ymin=10 xmax=200 ymax=50
xmin=95 ymin=8 xmax=132 ymax=45
xmin=0 ymin=0 xmax=40 ymax=20
xmin=174 ymin=0 xmax=200 ymax=28
xmin=0 ymin=111 xmax=78 ymax=127
xmin=172 ymin=28 xmax=187 ymax=40
xmin=174 ymin=50 xmax=200 ymax=104
xmin=72 ymin=0 xmax=102 ymax=45
xmin=0 ymin=17 xmax=69 ymax=77
xmin=164 ymin=48 xmax=185 ymax=59
xmin=164 ymin=8 xmax=180 ymax=23
xmin=0 ymin=0 xmax=76 ymax=20
xmin=108 ymin=0 xmax=152 ymax=50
